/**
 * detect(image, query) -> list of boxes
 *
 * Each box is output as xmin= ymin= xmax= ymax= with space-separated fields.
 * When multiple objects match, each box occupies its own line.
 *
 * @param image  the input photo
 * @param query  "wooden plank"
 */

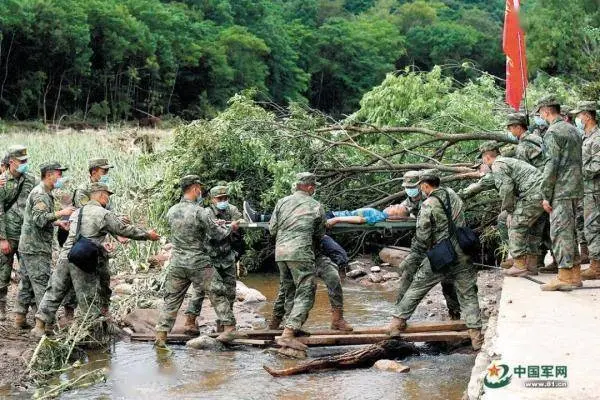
xmin=129 ymin=333 xmax=273 ymax=347
xmin=275 ymin=331 xmax=470 ymax=347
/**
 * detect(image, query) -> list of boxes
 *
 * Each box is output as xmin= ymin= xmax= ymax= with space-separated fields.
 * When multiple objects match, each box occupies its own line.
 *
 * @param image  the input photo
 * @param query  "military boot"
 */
xmin=14 ymin=313 xmax=31 ymax=329
xmin=330 ymin=308 xmax=353 ymax=331
xmin=448 ymin=309 xmax=461 ymax=321
xmin=468 ymin=329 xmax=484 ymax=351
xmin=503 ymin=256 xmax=529 ymax=277
xmin=268 ymin=316 xmax=283 ymax=330
xmin=183 ymin=314 xmax=199 ymax=335
xmin=30 ymin=318 xmax=46 ymax=339
xmin=581 ymin=259 xmax=600 ymax=280
xmin=63 ymin=306 xmax=75 ymax=323
xmin=216 ymin=325 xmax=237 ymax=343
xmin=500 ymin=257 xmax=514 ymax=269
xmin=388 ymin=316 xmax=407 ymax=337
xmin=541 ymin=268 xmax=576 ymax=291
xmin=154 ymin=331 xmax=168 ymax=349
xmin=216 ymin=321 xmax=224 ymax=333
xmin=571 ymin=265 xmax=583 ymax=288
xmin=0 ymin=300 xmax=6 ymax=322
xmin=276 ymin=327 xmax=308 ymax=351
xmin=526 ymin=255 xmax=539 ymax=275
xmin=580 ymin=244 xmax=590 ymax=264
xmin=539 ymin=259 xmax=559 ymax=274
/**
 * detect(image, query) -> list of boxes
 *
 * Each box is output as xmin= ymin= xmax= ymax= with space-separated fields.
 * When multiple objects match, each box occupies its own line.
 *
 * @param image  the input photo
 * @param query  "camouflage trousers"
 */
xmin=273 ymin=255 xmax=343 ymax=321
xmin=37 ymin=258 xmax=103 ymax=323
xmin=15 ymin=253 xmax=52 ymax=314
xmin=549 ymin=199 xmax=581 ymax=269
xmin=0 ymin=239 xmax=18 ymax=306
xmin=156 ymin=265 xmax=235 ymax=333
xmin=395 ymin=254 xmax=481 ymax=329
xmin=185 ymin=257 xmax=237 ymax=318
xmin=577 ymin=199 xmax=587 ymax=246
xmin=497 ymin=211 xmax=509 ymax=249
xmin=395 ymin=258 xmax=460 ymax=318
xmin=583 ymin=193 xmax=600 ymax=260
xmin=276 ymin=260 xmax=316 ymax=331
xmin=507 ymin=199 xmax=546 ymax=258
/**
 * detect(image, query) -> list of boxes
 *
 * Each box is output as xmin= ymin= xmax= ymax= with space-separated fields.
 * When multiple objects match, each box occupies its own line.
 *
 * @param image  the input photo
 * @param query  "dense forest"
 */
xmin=0 ymin=0 xmax=599 ymax=123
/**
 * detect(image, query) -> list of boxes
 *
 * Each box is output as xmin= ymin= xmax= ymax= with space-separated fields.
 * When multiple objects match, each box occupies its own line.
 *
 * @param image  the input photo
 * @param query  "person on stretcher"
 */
xmin=243 ymin=171 xmax=424 ymax=226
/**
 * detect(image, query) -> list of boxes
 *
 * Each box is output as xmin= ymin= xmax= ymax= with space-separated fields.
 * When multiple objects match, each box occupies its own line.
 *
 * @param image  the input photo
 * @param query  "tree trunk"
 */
xmin=263 ymin=339 xmax=419 ymax=377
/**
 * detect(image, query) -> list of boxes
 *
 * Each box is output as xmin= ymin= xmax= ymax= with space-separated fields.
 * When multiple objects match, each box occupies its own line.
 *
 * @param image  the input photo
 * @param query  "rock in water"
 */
xmin=186 ymin=335 xmax=226 ymax=351
xmin=236 ymin=281 xmax=267 ymax=303
xmin=379 ymin=247 xmax=411 ymax=267
xmin=373 ymin=359 xmax=410 ymax=373
xmin=346 ymin=268 xmax=367 ymax=279
xmin=370 ymin=266 xmax=381 ymax=273
xmin=368 ymin=273 xmax=384 ymax=284
xmin=382 ymin=272 xmax=400 ymax=281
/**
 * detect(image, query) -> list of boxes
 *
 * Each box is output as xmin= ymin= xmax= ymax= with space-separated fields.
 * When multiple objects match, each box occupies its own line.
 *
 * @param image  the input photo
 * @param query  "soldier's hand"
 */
xmin=230 ymin=220 xmax=239 ymax=232
xmin=542 ymin=200 xmax=553 ymax=214
xmin=0 ymin=240 xmax=11 ymax=255
xmin=57 ymin=206 xmax=76 ymax=217
xmin=54 ymin=220 xmax=70 ymax=231
xmin=146 ymin=229 xmax=161 ymax=241
xmin=118 ymin=215 xmax=132 ymax=224
xmin=103 ymin=242 xmax=117 ymax=253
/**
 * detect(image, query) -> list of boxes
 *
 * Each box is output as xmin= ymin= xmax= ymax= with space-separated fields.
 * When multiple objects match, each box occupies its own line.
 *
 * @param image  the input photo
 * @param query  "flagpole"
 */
xmin=517 ymin=27 xmax=528 ymax=122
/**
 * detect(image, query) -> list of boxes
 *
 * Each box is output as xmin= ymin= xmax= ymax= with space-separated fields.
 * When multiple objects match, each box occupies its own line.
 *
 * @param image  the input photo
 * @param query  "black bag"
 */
xmin=426 ymin=237 xmax=457 ymax=273
xmin=430 ymin=191 xmax=481 ymax=256
xmin=67 ymin=206 xmax=102 ymax=273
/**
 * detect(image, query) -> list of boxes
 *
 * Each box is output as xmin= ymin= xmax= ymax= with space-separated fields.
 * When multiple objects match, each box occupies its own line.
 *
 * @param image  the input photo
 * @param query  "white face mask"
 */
xmin=405 ymin=187 xmax=420 ymax=198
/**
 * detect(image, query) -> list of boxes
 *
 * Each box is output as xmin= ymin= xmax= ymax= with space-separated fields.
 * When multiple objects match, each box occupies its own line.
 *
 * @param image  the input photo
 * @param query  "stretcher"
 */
xmin=238 ymin=219 xmax=417 ymax=235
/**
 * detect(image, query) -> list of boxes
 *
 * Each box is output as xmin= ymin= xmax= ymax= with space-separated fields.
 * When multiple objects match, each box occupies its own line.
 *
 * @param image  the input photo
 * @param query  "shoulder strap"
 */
xmin=4 ymin=176 xmax=26 ymax=212
xmin=71 ymin=189 xmax=79 ymax=207
xmin=75 ymin=206 xmax=84 ymax=240
xmin=429 ymin=190 xmax=457 ymax=236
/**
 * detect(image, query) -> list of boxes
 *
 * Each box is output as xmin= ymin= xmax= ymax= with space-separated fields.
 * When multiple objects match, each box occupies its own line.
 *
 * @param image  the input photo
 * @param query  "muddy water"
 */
xmin=60 ymin=274 xmax=475 ymax=400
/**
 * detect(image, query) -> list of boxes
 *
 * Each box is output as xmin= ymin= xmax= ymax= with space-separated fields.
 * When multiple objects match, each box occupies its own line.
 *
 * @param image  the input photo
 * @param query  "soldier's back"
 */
xmin=544 ymin=120 xmax=583 ymax=199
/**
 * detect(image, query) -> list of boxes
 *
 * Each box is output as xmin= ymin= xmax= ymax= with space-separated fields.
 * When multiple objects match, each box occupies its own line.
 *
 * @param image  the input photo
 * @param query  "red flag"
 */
xmin=503 ymin=0 xmax=528 ymax=111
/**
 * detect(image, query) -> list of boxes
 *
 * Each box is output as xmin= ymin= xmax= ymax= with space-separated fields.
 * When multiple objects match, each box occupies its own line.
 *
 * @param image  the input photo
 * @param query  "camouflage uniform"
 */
xmin=395 ymin=187 xmax=481 ymax=330
xmin=37 ymin=193 xmax=152 ymax=323
xmin=269 ymin=177 xmax=326 ymax=331
xmin=396 ymin=187 xmax=463 ymax=319
xmin=515 ymin=132 xmax=545 ymax=170
xmin=155 ymin=197 xmax=235 ymax=333
xmin=185 ymin=192 xmax=242 ymax=319
xmin=540 ymin=117 xmax=583 ymax=268
xmin=0 ymin=149 xmax=35 ymax=308
xmin=491 ymin=156 xmax=545 ymax=258
xmin=16 ymin=179 xmax=62 ymax=314
xmin=582 ymin=125 xmax=600 ymax=259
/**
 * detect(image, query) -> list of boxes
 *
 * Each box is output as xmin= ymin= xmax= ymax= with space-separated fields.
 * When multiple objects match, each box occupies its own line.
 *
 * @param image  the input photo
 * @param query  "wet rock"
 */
xmin=382 ymin=272 xmax=400 ymax=281
xmin=113 ymin=283 xmax=133 ymax=295
xmin=370 ymin=266 xmax=381 ymax=273
xmin=277 ymin=347 xmax=307 ymax=359
xmin=186 ymin=335 xmax=226 ymax=351
xmin=236 ymin=281 xmax=266 ymax=303
xmin=379 ymin=247 xmax=410 ymax=267
xmin=369 ymin=273 xmax=384 ymax=284
xmin=373 ymin=359 xmax=410 ymax=373
xmin=381 ymin=263 xmax=391 ymax=267
xmin=347 ymin=268 xmax=367 ymax=279
xmin=348 ymin=261 xmax=366 ymax=271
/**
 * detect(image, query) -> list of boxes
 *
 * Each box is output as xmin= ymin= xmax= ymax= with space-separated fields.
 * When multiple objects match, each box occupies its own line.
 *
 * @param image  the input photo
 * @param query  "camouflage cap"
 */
xmin=40 ymin=161 xmax=68 ymax=174
xmin=572 ymin=101 xmax=598 ymax=115
xmin=88 ymin=158 xmax=113 ymax=170
xmin=295 ymin=172 xmax=320 ymax=186
xmin=402 ymin=170 xmax=421 ymax=188
xmin=210 ymin=185 xmax=229 ymax=198
xmin=180 ymin=174 xmax=203 ymax=190
xmin=89 ymin=182 xmax=114 ymax=195
xmin=6 ymin=145 xmax=28 ymax=161
xmin=506 ymin=113 xmax=528 ymax=127
xmin=533 ymin=95 xmax=560 ymax=113
xmin=561 ymin=105 xmax=574 ymax=116
xmin=478 ymin=141 xmax=503 ymax=155
xmin=415 ymin=170 xmax=440 ymax=185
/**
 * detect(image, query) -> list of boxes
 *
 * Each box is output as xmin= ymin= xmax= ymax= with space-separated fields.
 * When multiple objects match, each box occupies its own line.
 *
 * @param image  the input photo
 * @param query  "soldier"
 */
xmin=183 ymin=185 xmax=244 ymax=335
xmin=388 ymin=173 xmax=483 ymax=350
xmin=0 ymin=145 xmax=36 ymax=321
xmin=31 ymin=182 xmax=160 ymax=337
xmin=155 ymin=176 xmax=238 ymax=347
xmin=506 ymin=113 xmax=546 ymax=169
xmin=269 ymin=234 xmax=353 ymax=332
xmin=269 ymin=172 xmax=325 ymax=354
xmin=479 ymin=142 xmax=546 ymax=276
xmin=574 ymin=102 xmax=600 ymax=280
xmin=15 ymin=162 xmax=75 ymax=329
xmin=534 ymin=96 xmax=584 ymax=291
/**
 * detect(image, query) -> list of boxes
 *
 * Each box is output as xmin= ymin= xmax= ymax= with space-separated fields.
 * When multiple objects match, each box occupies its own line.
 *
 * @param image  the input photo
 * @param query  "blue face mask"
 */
xmin=534 ymin=116 xmax=547 ymax=128
xmin=405 ymin=188 xmax=420 ymax=198
xmin=99 ymin=175 xmax=110 ymax=184
xmin=575 ymin=118 xmax=585 ymax=131
xmin=54 ymin=177 xmax=65 ymax=189
xmin=16 ymin=163 xmax=29 ymax=174
xmin=216 ymin=201 xmax=229 ymax=210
